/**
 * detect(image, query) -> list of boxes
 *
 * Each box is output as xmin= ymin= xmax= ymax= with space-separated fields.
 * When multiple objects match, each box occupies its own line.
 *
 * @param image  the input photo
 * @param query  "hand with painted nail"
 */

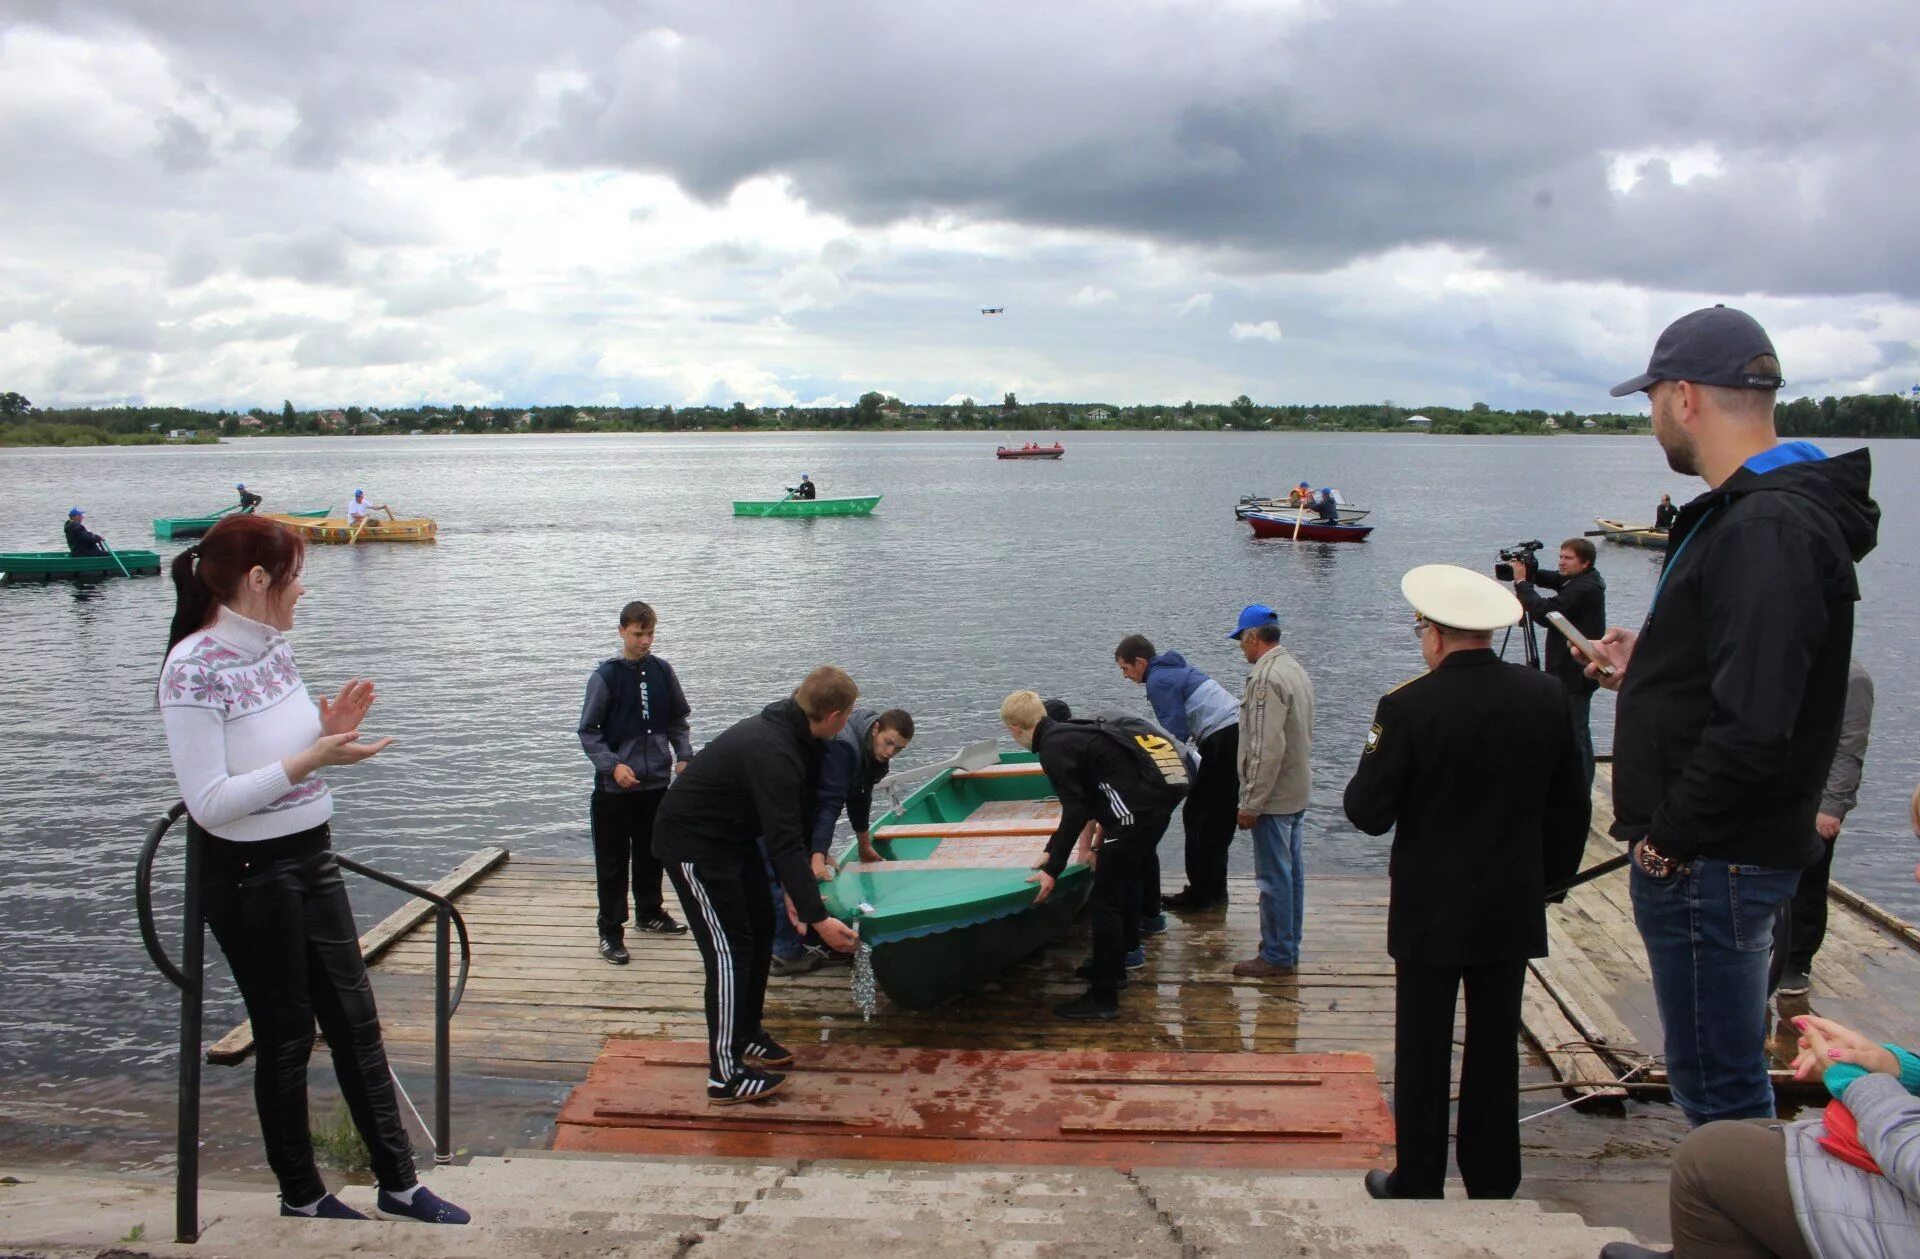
xmin=1792 ymin=1015 xmax=1900 ymax=1082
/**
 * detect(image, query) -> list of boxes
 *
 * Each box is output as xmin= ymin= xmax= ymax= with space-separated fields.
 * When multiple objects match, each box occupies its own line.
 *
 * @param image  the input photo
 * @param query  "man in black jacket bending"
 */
xmin=1002 ymin=690 xmax=1185 ymax=1022
xmin=1344 ymin=564 xmax=1589 ymax=1202
xmin=1590 ymin=305 xmax=1879 ymax=1128
xmin=1511 ymin=537 xmax=1606 ymax=784
xmin=652 ymin=666 xmax=861 ymax=1104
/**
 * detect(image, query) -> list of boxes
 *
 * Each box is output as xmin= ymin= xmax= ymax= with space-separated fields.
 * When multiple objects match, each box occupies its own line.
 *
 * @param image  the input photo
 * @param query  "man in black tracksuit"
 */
xmin=652 ymin=668 xmax=861 ymax=1104
xmin=1511 ymin=537 xmax=1606 ymax=783
xmin=1596 ymin=305 xmax=1880 ymax=1128
xmin=1344 ymin=564 xmax=1590 ymax=1201
xmin=1002 ymin=691 xmax=1185 ymax=1021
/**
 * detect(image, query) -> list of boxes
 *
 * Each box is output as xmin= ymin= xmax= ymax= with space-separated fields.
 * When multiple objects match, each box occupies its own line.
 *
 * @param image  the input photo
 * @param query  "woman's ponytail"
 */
xmin=162 ymin=516 xmax=305 ymax=658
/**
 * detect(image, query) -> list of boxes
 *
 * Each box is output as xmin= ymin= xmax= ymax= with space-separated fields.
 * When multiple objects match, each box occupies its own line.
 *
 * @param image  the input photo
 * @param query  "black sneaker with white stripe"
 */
xmin=707 ymin=1068 xmax=788 ymax=1105
xmin=743 ymin=1033 xmax=793 ymax=1068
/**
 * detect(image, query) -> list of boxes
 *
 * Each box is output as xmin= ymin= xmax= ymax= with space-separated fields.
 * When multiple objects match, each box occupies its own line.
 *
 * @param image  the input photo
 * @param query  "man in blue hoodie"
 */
xmin=1116 ymin=635 xmax=1241 ymax=911
xmin=1591 ymin=306 xmax=1879 ymax=1128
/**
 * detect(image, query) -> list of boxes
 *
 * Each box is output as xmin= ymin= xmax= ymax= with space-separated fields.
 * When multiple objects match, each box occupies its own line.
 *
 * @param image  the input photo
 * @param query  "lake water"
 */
xmin=2 ymin=431 xmax=1914 ymax=1084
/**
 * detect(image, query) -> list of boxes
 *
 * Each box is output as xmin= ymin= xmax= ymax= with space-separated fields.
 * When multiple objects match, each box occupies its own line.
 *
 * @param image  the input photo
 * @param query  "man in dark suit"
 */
xmin=1344 ymin=564 xmax=1591 ymax=1201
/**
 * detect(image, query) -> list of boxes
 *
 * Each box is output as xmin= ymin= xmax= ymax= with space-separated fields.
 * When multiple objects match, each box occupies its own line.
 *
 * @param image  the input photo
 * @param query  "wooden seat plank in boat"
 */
xmin=951 ymin=762 xmax=1048 ymax=779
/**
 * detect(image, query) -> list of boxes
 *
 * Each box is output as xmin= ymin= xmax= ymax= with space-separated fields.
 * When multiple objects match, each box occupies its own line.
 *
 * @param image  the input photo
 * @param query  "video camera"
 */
xmin=1493 ymin=539 xmax=1544 ymax=583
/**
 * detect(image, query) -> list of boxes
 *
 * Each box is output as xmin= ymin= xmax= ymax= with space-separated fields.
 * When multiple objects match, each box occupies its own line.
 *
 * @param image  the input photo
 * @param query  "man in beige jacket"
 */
xmin=1230 ymin=603 xmax=1316 ymax=978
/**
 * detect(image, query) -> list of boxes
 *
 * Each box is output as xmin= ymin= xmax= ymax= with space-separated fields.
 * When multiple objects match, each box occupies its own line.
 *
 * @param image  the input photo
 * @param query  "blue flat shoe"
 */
xmin=376 ymin=1184 xmax=470 ymax=1225
xmin=280 ymin=1193 xmax=368 ymax=1220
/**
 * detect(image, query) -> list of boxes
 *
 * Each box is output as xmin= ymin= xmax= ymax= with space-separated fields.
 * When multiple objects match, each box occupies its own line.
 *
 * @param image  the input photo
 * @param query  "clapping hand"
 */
xmin=318 ymin=679 xmax=378 ymax=737
xmin=1790 ymin=1015 xmax=1900 ymax=1083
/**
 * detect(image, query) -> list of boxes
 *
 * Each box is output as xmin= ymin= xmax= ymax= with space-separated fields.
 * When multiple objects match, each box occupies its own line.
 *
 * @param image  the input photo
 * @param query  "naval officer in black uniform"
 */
xmin=1344 ymin=564 xmax=1590 ymax=1201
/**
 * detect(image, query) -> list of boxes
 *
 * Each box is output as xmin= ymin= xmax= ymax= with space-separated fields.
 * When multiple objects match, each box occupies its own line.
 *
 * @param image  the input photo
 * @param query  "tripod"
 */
xmin=1499 ymin=612 xmax=1542 ymax=669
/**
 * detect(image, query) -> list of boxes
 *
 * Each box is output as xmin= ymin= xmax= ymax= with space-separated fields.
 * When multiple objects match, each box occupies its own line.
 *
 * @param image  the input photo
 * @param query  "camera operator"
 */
xmin=1508 ymin=538 xmax=1606 ymax=784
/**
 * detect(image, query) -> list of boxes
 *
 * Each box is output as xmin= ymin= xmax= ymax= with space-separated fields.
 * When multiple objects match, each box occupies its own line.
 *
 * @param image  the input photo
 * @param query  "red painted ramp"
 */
xmin=553 ymin=1040 xmax=1393 ymax=1169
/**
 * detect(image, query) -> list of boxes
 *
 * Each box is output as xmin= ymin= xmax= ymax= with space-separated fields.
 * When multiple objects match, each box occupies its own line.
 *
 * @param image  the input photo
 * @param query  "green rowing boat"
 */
xmin=819 ymin=748 xmax=1090 ymax=1009
xmin=732 ymin=494 xmax=882 ymax=518
xmin=1 ymin=550 xmax=163 ymax=584
xmin=153 ymin=508 xmax=328 ymax=539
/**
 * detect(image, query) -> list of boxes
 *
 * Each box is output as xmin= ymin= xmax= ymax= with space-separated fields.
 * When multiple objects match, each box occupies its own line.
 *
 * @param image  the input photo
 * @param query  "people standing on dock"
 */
xmin=768 ymin=706 xmax=915 ymax=976
xmin=577 ymin=600 xmax=693 ymax=966
xmin=63 ymin=507 xmax=108 ymax=556
xmin=1114 ymin=635 xmax=1241 ymax=912
xmin=1230 ymin=603 xmax=1315 ymax=980
xmin=1509 ymin=537 xmax=1606 ymax=784
xmin=1589 ymin=305 xmax=1880 ymax=1129
xmin=1654 ymin=493 xmax=1678 ymax=531
xmin=1771 ymin=660 xmax=1875 ymax=999
xmin=1343 ymin=564 xmax=1589 ymax=1202
xmin=651 ymin=665 xmax=861 ymax=1103
xmin=236 ymin=483 xmax=263 ymax=513
xmin=1001 ymin=690 xmax=1188 ymax=1020
xmin=156 ymin=514 xmax=469 ymax=1224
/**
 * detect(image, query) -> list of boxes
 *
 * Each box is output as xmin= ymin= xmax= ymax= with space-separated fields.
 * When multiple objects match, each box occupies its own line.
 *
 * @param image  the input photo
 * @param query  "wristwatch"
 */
xmin=1635 ymin=839 xmax=1686 ymax=879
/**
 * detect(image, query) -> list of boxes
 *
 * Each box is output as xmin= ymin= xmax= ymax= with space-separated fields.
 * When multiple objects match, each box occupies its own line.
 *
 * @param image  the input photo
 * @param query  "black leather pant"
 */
xmin=196 ymin=821 xmax=417 ymax=1203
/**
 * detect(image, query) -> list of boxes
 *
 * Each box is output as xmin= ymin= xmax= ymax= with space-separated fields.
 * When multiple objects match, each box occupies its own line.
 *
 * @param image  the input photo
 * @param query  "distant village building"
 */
xmin=1085 ymin=407 xmax=1111 ymax=421
xmin=1581 ymin=418 xmax=1598 ymax=429
xmin=237 ymin=416 xmax=264 ymax=430
xmin=1542 ymin=417 xmax=1560 ymax=430
xmin=515 ymin=411 xmax=534 ymax=430
xmin=1406 ymin=414 xmax=1433 ymax=427
xmin=166 ymin=429 xmax=198 ymax=440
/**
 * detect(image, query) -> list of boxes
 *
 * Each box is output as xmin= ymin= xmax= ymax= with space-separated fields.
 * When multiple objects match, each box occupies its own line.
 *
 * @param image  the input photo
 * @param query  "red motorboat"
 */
xmin=996 ymin=442 xmax=1064 ymax=460
xmin=1245 ymin=511 xmax=1374 ymax=543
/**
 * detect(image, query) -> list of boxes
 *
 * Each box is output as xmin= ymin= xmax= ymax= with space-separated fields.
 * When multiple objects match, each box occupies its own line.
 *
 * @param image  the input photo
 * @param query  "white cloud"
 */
xmin=1229 ymin=320 xmax=1284 ymax=343
xmin=1069 ymin=285 xmax=1117 ymax=307
xmin=1173 ymin=292 xmax=1213 ymax=316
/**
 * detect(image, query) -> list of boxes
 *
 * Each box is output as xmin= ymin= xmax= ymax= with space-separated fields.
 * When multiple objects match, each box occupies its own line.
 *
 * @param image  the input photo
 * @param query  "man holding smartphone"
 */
xmin=1586 ymin=305 xmax=1879 ymax=1130
xmin=1510 ymin=538 xmax=1606 ymax=784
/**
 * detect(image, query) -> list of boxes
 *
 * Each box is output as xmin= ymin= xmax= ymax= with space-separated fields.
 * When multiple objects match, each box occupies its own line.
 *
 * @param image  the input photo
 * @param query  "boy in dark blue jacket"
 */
xmin=578 ymin=601 xmax=693 ymax=963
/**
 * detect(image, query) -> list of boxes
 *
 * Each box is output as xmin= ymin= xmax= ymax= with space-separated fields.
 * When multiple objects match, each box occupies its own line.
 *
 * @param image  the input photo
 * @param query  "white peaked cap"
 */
xmin=1400 ymin=564 xmax=1523 ymax=632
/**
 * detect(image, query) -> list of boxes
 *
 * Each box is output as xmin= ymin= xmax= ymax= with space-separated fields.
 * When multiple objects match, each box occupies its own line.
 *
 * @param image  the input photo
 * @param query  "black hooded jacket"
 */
xmin=1611 ymin=448 xmax=1878 ymax=866
xmin=651 ymin=697 xmax=829 ymax=925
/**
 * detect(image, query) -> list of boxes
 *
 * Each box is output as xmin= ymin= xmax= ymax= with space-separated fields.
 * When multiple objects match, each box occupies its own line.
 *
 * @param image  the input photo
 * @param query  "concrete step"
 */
xmin=709 ymin=1211 xmax=1181 ymax=1252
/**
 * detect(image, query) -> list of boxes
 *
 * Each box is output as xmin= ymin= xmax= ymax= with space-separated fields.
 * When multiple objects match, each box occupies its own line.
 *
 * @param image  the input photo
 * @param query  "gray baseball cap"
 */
xmin=1610 ymin=304 xmax=1785 ymax=397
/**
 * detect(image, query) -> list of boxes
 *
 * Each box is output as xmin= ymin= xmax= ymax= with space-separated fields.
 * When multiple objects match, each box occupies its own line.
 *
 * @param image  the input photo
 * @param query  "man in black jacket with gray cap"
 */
xmin=1587 ymin=305 xmax=1879 ymax=1130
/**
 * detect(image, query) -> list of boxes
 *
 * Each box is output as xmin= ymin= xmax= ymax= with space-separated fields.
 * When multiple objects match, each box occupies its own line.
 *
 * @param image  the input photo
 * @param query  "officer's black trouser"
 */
xmin=591 ymin=786 xmax=667 ymax=934
xmin=1392 ymin=957 xmax=1526 ymax=1199
xmin=1088 ymin=810 xmax=1173 ymax=1004
xmin=665 ymin=849 xmax=773 ymax=1083
xmin=1566 ymin=687 xmax=1596 ymax=788
xmin=1181 ymin=724 xmax=1240 ymax=904
xmin=195 ymin=821 xmax=417 ymax=1205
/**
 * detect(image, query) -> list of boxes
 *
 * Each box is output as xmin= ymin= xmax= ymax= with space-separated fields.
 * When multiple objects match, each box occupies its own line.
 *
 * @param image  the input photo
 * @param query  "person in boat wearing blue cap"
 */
xmin=236 ymin=483 xmax=264 ymax=513
xmin=1230 ymin=602 xmax=1315 ymax=981
xmin=344 ymin=488 xmax=389 ymax=526
xmin=1287 ymin=480 xmax=1313 ymax=508
xmin=787 ymin=474 xmax=817 ymax=500
xmin=1313 ymin=488 xmax=1341 ymax=524
xmin=64 ymin=508 xmax=110 ymax=556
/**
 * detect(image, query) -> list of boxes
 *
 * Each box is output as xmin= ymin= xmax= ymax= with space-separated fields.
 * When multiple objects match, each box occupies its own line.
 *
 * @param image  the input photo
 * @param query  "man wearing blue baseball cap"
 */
xmin=64 ymin=508 xmax=109 ymax=556
xmin=787 ymin=474 xmax=816 ymax=501
xmin=1229 ymin=603 xmax=1315 ymax=979
xmin=236 ymin=483 xmax=264 ymax=513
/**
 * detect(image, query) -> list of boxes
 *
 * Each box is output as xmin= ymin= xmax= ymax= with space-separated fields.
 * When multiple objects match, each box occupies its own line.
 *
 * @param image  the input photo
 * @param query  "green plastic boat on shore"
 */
xmin=153 ymin=507 xmax=328 ymax=540
xmin=1 ymin=550 xmax=163 ymax=584
xmin=819 ymin=748 xmax=1090 ymax=1009
xmin=732 ymin=494 xmax=882 ymax=518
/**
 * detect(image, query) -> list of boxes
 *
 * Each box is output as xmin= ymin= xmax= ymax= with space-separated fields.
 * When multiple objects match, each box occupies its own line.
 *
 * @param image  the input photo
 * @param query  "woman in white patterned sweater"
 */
xmin=158 ymin=514 xmax=469 ymax=1225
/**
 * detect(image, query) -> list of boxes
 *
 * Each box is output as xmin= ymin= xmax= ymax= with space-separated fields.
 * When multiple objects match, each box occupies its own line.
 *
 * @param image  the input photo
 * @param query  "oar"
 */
xmin=349 ymin=516 xmax=369 ymax=544
xmin=876 ymin=738 xmax=1002 ymax=815
xmin=101 ymin=539 xmax=133 ymax=578
xmin=1292 ymin=503 xmax=1305 ymax=540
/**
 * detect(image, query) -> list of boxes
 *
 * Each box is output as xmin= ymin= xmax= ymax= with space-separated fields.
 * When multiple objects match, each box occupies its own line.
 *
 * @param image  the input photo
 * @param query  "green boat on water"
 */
xmin=732 ymin=494 xmax=882 ymax=518
xmin=1 ymin=550 xmax=163 ymax=584
xmin=153 ymin=508 xmax=328 ymax=540
xmin=819 ymin=745 xmax=1090 ymax=1010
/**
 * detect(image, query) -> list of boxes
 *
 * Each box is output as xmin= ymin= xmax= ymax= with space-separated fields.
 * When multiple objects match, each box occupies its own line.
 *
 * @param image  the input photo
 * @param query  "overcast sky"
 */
xmin=3 ymin=0 xmax=1917 ymax=412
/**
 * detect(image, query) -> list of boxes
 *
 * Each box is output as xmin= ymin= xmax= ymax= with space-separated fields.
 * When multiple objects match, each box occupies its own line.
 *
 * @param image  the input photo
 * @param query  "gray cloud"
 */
xmin=292 ymin=321 xmax=439 ymax=369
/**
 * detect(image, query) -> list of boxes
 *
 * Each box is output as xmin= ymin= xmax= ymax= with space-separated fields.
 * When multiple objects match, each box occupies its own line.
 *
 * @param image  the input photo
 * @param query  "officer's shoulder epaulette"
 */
xmin=1383 ymin=674 xmax=1423 ymax=696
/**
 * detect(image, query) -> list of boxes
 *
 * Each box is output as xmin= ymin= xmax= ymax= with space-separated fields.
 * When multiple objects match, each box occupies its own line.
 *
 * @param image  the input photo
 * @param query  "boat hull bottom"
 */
xmin=868 ymin=873 xmax=1092 ymax=1010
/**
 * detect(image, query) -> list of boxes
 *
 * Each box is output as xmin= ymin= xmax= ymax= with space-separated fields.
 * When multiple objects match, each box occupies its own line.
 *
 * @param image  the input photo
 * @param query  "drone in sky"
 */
xmin=980 ymin=306 xmax=1004 ymax=315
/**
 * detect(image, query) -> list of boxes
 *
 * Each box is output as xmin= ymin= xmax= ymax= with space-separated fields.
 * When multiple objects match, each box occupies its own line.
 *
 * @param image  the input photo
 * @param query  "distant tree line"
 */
xmin=4 ymin=386 xmax=1916 ymax=446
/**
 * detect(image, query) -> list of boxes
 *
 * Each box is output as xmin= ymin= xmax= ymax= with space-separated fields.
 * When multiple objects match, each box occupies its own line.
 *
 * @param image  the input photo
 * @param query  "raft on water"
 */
xmin=731 ymin=494 xmax=882 ymax=518
xmin=820 ymin=748 xmax=1090 ymax=1010
xmin=1592 ymin=518 xmax=1669 ymax=550
xmin=154 ymin=508 xmax=327 ymax=540
xmin=1 ymin=549 xmax=163 ymax=583
xmin=261 ymin=512 xmax=439 ymax=544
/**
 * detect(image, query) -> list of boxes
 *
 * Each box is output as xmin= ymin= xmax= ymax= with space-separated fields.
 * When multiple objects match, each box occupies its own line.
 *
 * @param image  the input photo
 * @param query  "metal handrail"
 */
xmin=135 ymin=803 xmax=472 ymax=1243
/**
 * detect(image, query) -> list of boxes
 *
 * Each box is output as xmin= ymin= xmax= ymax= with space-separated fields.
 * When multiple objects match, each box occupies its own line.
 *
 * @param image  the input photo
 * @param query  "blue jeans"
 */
xmin=1631 ymin=856 xmax=1801 ymax=1126
xmin=1252 ymin=811 xmax=1305 ymax=966
xmin=758 ymin=847 xmax=805 ymax=961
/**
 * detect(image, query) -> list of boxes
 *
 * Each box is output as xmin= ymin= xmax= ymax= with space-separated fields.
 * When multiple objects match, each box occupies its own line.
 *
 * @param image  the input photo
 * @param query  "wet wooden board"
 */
xmin=553 ymin=1039 xmax=1391 ymax=1169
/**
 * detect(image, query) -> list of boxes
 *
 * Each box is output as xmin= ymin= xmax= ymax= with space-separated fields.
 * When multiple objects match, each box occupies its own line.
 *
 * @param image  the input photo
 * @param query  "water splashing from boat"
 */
xmin=851 ymin=941 xmax=879 ymax=1022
